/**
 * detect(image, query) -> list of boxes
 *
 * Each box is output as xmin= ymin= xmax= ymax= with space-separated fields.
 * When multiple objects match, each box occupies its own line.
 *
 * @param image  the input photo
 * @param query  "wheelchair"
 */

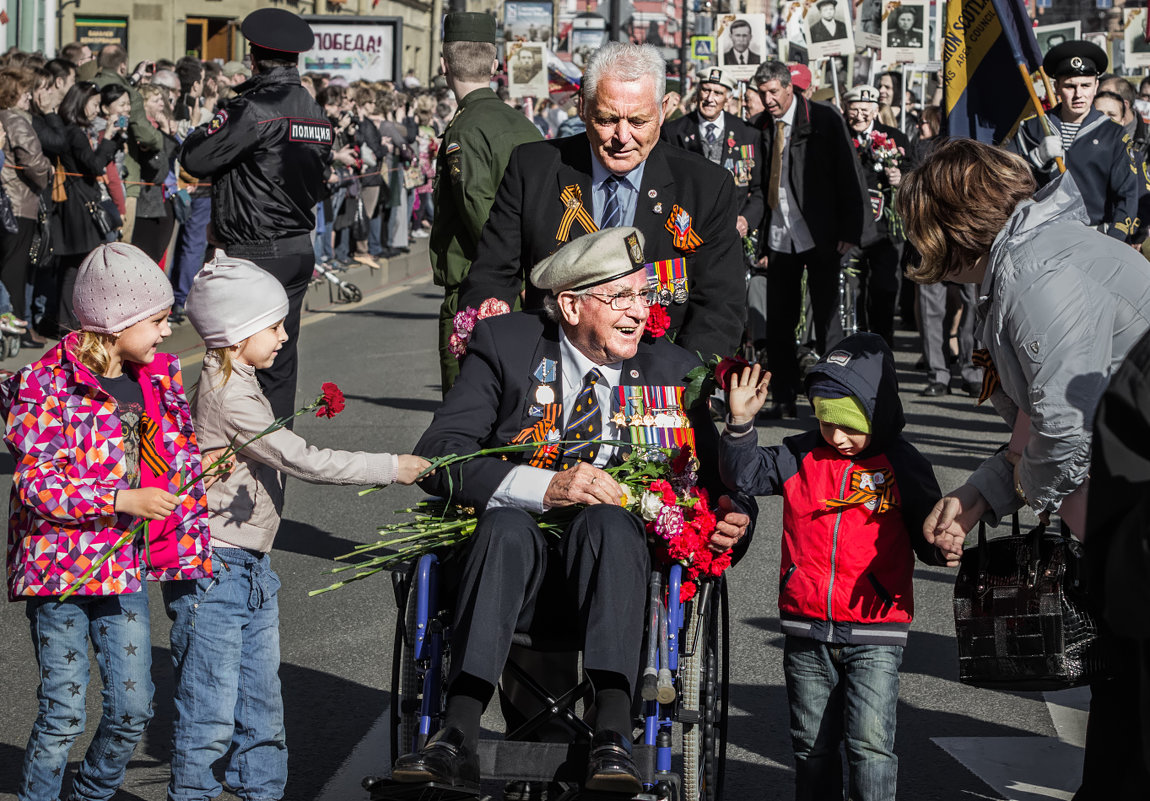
xmin=368 ymin=550 xmax=730 ymax=801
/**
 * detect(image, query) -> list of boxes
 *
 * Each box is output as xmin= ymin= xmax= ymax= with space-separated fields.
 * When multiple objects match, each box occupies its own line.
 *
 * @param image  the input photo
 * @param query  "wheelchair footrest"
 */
xmin=363 ymin=777 xmax=480 ymax=801
xmin=477 ymin=741 xmax=655 ymax=785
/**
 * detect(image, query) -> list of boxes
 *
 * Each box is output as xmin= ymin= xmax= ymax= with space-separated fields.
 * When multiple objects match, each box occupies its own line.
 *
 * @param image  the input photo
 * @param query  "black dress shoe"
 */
xmin=960 ymin=380 xmax=982 ymax=398
xmin=585 ymin=730 xmax=642 ymax=793
xmin=392 ymin=726 xmax=480 ymax=790
xmin=758 ymin=400 xmax=797 ymax=420
xmin=919 ymin=381 xmax=949 ymax=397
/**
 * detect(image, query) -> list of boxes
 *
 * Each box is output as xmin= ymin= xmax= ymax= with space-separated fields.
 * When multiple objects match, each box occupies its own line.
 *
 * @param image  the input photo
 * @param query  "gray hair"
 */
xmin=582 ymin=42 xmax=666 ymax=108
xmin=541 ymin=289 xmax=590 ymax=323
xmin=752 ymin=60 xmax=791 ymax=89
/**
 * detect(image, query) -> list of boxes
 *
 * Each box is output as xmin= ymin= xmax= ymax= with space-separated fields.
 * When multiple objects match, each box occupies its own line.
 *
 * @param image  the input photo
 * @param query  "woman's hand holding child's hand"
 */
xmin=727 ymin=363 xmax=772 ymax=426
xmin=397 ymin=455 xmax=432 ymax=485
xmin=115 ymin=487 xmax=179 ymax=520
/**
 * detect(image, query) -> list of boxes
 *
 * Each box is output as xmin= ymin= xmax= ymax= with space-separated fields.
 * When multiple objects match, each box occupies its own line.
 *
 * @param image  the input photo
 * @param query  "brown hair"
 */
xmin=0 ymin=67 xmax=33 ymax=109
xmin=897 ymin=138 xmax=1036 ymax=284
xmin=442 ymin=41 xmax=496 ymax=83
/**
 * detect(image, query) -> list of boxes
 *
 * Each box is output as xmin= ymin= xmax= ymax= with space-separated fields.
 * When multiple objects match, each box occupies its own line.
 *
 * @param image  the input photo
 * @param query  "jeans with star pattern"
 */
xmin=20 ymin=590 xmax=154 ymax=801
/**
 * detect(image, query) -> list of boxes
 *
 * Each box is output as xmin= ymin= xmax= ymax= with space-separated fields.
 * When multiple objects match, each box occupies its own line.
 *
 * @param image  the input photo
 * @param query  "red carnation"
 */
xmin=679 ymin=580 xmax=697 ymax=603
xmin=714 ymin=355 xmax=750 ymax=391
xmin=645 ymin=304 xmax=671 ymax=338
xmin=316 ymin=382 xmax=346 ymax=418
xmin=671 ymin=444 xmax=694 ymax=475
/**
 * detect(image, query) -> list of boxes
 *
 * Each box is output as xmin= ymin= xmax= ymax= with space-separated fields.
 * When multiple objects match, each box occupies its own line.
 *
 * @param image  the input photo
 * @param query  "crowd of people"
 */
xmin=4 ymin=7 xmax=1150 ymax=801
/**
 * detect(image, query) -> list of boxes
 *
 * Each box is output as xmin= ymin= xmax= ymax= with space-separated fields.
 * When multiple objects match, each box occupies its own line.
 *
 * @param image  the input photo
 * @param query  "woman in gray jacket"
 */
xmin=898 ymin=137 xmax=1150 ymax=800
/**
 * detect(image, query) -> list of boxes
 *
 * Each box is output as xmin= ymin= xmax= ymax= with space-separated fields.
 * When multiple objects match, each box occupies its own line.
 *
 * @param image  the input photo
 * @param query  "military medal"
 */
xmin=665 ymin=205 xmax=703 ymax=252
xmin=612 ymin=385 xmax=696 ymax=453
xmin=645 ymin=258 xmax=689 ymax=305
xmin=535 ymin=384 xmax=555 ymax=405
xmin=533 ymin=358 xmax=557 ymax=384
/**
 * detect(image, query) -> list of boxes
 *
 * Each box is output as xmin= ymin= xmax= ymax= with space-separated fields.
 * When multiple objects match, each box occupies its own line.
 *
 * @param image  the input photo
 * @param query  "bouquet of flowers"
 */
xmin=448 ymin=297 xmax=512 ymax=359
xmin=866 ymin=131 xmax=905 ymax=171
xmin=311 ymin=443 xmax=729 ymax=602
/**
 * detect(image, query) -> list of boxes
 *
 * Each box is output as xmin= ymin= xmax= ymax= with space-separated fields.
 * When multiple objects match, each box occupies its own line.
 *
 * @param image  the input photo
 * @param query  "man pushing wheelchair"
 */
xmin=392 ymin=227 xmax=755 ymax=793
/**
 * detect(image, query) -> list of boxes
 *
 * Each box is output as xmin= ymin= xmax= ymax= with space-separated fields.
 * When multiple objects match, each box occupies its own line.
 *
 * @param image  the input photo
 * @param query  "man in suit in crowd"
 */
xmin=459 ymin=41 xmax=747 ymax=360
xmin=753 ymin=60 xmax=868 ymax=418
xmin=661 ymin=66 xmax=764 ymax=240
xmin=723 ymin=19 xmax=761 ymax=66
xmin=808 ymin=0 xmax=849 ymax=44
xmin=393 ymin=227 xmax=753 ymax=793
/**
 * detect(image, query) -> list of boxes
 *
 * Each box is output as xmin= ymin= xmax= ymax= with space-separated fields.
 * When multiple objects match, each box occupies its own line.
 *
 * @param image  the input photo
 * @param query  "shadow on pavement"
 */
xmin=344 ymin=393 xmax=443 ymax=414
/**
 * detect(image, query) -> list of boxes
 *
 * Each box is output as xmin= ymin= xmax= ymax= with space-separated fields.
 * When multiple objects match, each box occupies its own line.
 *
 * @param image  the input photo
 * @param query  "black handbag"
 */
xmin=29 ymin=197 xmax=52 ymax=267
xmin=953 ymin=516 xmax=1118 ymax=691
xmin=0 ymin=185 xmax=17 ymax=234
xmin=86 ymin=199 xmax=116 ymax=240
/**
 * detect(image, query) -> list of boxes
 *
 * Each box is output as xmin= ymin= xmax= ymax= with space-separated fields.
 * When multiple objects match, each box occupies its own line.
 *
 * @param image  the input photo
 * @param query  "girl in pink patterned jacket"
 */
xmin=1 ymin=243 xmax=216 ymax=801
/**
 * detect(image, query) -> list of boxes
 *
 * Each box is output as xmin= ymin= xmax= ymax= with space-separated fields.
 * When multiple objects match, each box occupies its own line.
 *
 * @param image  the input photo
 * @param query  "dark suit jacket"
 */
xmin=415 ymin=313 xmax=750 ymax=531
xmin=757 ymin=96 xmax=868 ymax=250
xmin=723 ymin=47 xmax=761 ymax=65
xmin=661 ymin=110 xmax=765 ymax=231
xmin=852 ymin=122 xmax=913 ymax=243
xmin=808 ymin=19 xmax=848 ymax=43
xmin=459 ymin=136 xmax=746 ymax=358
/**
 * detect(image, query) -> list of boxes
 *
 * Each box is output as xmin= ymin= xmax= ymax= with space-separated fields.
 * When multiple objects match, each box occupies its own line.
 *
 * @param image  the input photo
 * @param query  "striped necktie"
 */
xmin=600 ymin=175 xmax=623 ymax=229
xmin=558 ymin=368 xmax=604 ymax=470
xmin=706 ymin=122 xmax=718 ymax=143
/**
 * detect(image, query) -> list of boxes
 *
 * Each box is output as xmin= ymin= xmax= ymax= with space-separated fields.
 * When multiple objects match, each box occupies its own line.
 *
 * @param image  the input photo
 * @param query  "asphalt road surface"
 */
xmin=0 ymin=269 xmax=1088 ymax=801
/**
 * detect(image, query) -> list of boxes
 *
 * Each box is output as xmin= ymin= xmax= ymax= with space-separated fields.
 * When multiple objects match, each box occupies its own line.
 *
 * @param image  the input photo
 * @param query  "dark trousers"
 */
xmin=132 ymin=202 xmax=176 ymax=265
xmin=0 ymin=217 xmax=36 ymax=319
xmin=251 ymin=251 xmax=314 ymax=423
xmin=766 ymin=245 xmax=844 ymax=402
xmin=854 ymin=239 xmax=901 ymax=350
xmin=55 ymin=252 xmax=87 ymax=334
xmin=448 ymin=505 xmax=650 ymax=695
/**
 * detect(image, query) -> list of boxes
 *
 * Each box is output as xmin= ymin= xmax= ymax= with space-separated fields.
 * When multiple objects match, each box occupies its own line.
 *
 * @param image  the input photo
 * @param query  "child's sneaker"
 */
xmin=0 ymin=313 xmax=27 ymax=335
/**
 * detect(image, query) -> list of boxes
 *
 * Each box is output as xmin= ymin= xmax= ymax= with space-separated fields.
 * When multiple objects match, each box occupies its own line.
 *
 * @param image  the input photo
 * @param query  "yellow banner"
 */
xmin=943 ymin=0 xmax=1006 ymax=116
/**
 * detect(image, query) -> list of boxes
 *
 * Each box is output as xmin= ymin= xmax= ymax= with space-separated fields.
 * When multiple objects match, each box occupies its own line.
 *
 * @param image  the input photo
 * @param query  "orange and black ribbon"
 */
xmin=510 ymin=404 xmax=563 ymax=468
xmin=971 ymin=349 xmax=999 ymax=406
xmin=556 ymin=185 xmax=598 ymax=244
xmin=664 ymin=204 xmax=703 ymax=252
xmin=140 ymin=415 xmax=169 ymax=479
xmin=824 ymin=468 xmax=898 ymax=514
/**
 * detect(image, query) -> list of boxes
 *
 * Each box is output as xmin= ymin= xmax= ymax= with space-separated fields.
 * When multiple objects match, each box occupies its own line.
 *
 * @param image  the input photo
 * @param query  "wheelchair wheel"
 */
xmin=390 ymin=568 xmax=423 ymax=766
xmin=339 ymin=283 xmax=363 ymax=303
xmin=679 ymin=578 xmax=728 ymax=801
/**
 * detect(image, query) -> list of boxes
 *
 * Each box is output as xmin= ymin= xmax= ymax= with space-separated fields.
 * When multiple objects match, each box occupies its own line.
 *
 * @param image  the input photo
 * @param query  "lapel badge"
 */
xmin=533 ymin=358 xmax=557 ymax=384
xmin=625 ymin=232 xmax=644 ymax=265
xmin=535 ymin=384 xmax=556 ymax=405
xmin=653 ymin=202 xmax=663 ymax=214
xmin=648 ymin=189 xmax=658 ymax=198
xmin=630 ymin=369 xmax=640 ymax=378
xmin=528 ymin=404 xmax=544 ymax=417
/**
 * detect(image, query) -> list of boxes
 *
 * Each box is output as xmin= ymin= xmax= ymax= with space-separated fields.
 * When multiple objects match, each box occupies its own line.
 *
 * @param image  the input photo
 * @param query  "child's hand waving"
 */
xmin=727 ymin=363 xmax=772 ymax=426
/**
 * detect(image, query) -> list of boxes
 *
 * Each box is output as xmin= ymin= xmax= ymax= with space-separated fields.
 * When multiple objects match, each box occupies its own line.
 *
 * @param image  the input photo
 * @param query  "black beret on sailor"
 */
xmin=1043 ymin=40 xmax=1108 ymax=79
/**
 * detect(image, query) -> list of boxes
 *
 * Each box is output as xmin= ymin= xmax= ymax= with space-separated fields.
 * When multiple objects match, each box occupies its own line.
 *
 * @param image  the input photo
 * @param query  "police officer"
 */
xmin=1015 ymin=40 xmax=1138 ymax=241
xmin=180 ymin=8 xmax=332 ymax=422
xmin=432 ymin=12 xmax=542 ymax=394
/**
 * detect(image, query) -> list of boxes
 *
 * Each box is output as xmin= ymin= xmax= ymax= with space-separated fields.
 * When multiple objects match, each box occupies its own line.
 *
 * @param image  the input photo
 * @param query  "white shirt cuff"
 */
xmin=486 ymin=465 xmax=554 ymax=514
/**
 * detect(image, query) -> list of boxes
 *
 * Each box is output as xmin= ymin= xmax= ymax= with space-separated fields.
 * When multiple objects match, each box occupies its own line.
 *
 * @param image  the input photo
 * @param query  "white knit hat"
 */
xmin=185 ymin=250 xmax=289 ymax=348
xmin=72 ymin=243 xmax=175 ymax=334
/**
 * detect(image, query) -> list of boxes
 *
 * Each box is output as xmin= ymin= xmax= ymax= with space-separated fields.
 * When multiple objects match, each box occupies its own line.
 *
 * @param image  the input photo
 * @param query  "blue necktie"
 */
xmin=559 ymin=368 xmax=603 ymax=470
xmin=601 ymin=176 xmax=622 ymax=229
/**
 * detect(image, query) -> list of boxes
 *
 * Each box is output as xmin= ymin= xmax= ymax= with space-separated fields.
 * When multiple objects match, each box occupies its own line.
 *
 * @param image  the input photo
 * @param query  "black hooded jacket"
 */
xmin=719 ymin=333 xmax=943 ymax=645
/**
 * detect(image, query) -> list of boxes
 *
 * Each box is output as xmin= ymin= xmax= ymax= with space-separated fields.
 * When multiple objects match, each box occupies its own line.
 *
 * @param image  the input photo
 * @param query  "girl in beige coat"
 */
xmin=166 ymin=253 xmax=427 ymax=801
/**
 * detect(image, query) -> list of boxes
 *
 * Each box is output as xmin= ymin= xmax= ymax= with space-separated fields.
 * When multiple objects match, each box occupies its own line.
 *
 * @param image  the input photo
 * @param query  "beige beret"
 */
xmin=699 ymin=67 xmax=736 ymax=91
xmin=531 ymin=227 xmax=647 ymax=293
xmin=844 ymin=84 xmax=881 ymax=105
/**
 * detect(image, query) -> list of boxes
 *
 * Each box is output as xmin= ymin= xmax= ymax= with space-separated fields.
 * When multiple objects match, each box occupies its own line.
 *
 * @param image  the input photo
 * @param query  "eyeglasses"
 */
xmin=583 ymin=290 xmax=658 ymax=310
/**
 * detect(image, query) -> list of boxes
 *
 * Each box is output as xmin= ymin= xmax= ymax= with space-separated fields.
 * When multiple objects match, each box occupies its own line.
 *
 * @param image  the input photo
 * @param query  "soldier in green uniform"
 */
xmin=432 ymin=12 xmax=542 ymax=394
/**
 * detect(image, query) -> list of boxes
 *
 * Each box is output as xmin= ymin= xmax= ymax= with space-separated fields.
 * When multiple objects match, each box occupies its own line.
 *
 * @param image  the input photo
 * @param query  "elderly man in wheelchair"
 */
xmin=389 ymin=227 xmax=754 ymax=797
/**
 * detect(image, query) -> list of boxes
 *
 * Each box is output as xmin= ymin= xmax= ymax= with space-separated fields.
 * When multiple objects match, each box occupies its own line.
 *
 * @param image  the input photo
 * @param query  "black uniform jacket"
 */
xmin=458 ymin=136 xmax=746 ymax=359
xmin=756 ymin=96 xmax=869 ymax=250
xmin=852 ymin=121 xmax=913 ymax=243
xmin=180 ymin=67 xmax=332 ymax=249
xmin=414 ymin=311 xmax=753 ymax=546
xmin=661 ymin=110 xmax=765 ymax=231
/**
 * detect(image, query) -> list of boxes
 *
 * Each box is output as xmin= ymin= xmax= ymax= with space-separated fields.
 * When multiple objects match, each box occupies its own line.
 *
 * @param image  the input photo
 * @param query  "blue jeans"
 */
xmin=783 ymin=636 xmax=903 ymax=801
xmin=164 ymin=548 xmax=286 ymax=801
xmin=171 ymin=194 xmax=212 ymax=307
xmin=313 ymin=203 xmax=334 ymax=264
xmin=20 ymin=591 xmax=154 ymax=801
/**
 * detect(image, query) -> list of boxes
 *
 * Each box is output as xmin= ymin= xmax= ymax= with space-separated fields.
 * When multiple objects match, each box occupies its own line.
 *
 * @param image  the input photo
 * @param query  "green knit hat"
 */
xmin=812 ymin=395 xmax=871 ymax=434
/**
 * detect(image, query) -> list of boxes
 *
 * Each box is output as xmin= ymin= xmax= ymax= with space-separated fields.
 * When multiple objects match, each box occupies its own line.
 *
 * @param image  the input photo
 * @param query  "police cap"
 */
xmin=1043 ymin=40 xmax=1107 ymax=79
xmin=443 ymin=12 xmax=497 ymax=45
xmin=242 ymin=8 xmax=314 ymax=54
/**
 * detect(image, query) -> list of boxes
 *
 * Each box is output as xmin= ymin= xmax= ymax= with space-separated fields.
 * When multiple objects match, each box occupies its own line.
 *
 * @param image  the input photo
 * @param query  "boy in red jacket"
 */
xmin=719 ymin=333 xmax=948 ymax=801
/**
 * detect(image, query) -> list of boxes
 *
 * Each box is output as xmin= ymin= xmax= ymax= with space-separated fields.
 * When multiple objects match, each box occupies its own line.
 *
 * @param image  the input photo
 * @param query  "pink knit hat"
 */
xmin=72 ymin=243 xmax=175 ymax=334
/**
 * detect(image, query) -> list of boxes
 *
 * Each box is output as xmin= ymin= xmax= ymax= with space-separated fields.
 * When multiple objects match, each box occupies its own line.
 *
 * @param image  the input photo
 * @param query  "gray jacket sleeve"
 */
xmin=997 ymin=265 xmax=1114 ymax=515
xmin=226 ymin=385 xmax=398 ymax=487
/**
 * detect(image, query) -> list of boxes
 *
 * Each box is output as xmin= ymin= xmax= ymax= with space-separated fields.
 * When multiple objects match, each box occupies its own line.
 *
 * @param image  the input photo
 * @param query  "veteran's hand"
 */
xmin=884 ymin=165 xmax=902 ymax=187
xmin=544 ymin=462 xmax=624 ymax=508
xmin=727 ymin=363 xmax=771 ymax=426
xmin=708 ymin=495 xmax=751 ymax=553
xmin=736 ymin=215 xmax=749 ymax=237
